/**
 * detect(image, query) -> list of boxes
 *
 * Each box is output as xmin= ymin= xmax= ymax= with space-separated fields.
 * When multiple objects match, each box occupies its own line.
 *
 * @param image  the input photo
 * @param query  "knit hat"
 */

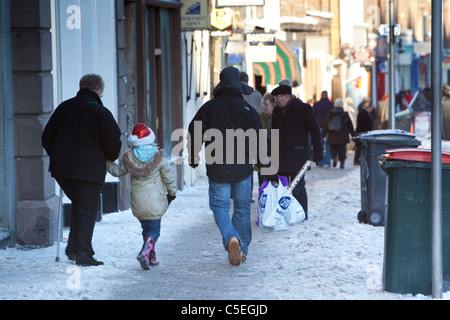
xmin=213 ymin=66 xmax=254 ymax=96
xmin=128 ymin=123 xmax=156 ymax=147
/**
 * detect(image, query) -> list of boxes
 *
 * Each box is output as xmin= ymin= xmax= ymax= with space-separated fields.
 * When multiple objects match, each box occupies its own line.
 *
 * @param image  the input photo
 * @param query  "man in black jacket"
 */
xmin=313 ymin=91 xmax=333 ymax=167
xmin=42 ymin=74 xmax=121 ymax=266
xmin=187 ymin=66 xmax=263 ymax=266
xmin=271 ymin=85 xmax=323 ymax=219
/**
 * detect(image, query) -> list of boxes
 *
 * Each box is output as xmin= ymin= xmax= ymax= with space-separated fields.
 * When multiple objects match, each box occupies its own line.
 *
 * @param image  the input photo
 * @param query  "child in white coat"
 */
xmin=106 ymin=123 xmax=177 ymax=270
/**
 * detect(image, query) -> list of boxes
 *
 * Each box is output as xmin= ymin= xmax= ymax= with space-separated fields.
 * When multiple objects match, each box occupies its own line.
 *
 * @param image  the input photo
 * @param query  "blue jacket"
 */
xmin=313 ymin=98 xmax=334 ymax=128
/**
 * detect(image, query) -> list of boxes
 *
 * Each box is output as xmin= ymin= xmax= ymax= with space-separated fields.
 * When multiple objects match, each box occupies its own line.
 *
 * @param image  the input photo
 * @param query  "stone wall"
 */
xmin=11 ymin=0 xmax=58 ymax=246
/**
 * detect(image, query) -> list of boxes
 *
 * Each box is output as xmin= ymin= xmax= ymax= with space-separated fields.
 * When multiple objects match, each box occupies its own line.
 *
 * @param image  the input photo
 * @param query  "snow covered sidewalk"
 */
xmin=1 ymin=158 xmax=447 ymax=300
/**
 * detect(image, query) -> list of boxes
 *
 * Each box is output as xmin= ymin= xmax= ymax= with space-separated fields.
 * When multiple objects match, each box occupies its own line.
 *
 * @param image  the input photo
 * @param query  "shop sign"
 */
xmin=211 ymin=8 xmax=232 ymax=37
xmin=245 ymin=32 xmax=276 ymax=62
xmin=181 ymin=0 xmax=210 ymax=31
xmin=353 ymin=48 xmax=371 ymax=63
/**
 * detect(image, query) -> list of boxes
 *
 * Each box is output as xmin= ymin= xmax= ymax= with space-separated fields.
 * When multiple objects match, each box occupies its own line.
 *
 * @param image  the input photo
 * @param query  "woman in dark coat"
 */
xmin=322 ymin=98 xmax=355 ymax=169
xmin=354 ymin=99 xmax=374 ymax=165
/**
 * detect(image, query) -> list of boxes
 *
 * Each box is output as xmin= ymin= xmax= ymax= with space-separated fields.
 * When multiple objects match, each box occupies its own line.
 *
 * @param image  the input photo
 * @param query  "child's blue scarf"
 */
xmin=133 ymin=145 xmax=157 ymax=163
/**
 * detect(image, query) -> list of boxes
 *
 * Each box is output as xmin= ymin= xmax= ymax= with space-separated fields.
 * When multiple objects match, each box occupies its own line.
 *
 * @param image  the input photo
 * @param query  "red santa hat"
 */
xmin=128 ymin=123 xmax=156 ymax=147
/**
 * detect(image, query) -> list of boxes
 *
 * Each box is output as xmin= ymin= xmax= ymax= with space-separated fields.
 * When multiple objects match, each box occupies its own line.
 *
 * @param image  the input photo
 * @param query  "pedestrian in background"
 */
xmin=313 ymin=91 xmax=333 ymax=167
xmin=269 ymin=84 xmax=323 ymax=219
xmin=106 ymin=123 xmax=177 ymax=270
xmin=344 ymin=97 xmax=357 ymax=130
xmin=241 ymin=71 xmax=264 ymax=113
xmin=256 ymin=92 xmax=275 ymax=186
xmin=42 ymin=74 xmax=122 ymax=266
xmin=354 ymin=98 xmax=374 ymax=165
xmin=188 ymin=66 xmax=263 ymax=266
xmin=322 ymin=98 xmax=355 ymax=169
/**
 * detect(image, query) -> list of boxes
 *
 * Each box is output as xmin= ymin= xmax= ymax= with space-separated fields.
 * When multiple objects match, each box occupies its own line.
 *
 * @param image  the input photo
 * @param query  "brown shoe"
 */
xmin=227 ymin=237 xmax=241 ymax=266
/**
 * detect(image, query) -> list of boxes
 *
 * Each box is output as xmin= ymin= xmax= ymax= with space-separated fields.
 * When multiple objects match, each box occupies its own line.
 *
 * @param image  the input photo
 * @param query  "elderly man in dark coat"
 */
xmin=42 ymin=74 xmax=122 ymax=266
xmin=269 ymin=85 xmax=323 ymax=219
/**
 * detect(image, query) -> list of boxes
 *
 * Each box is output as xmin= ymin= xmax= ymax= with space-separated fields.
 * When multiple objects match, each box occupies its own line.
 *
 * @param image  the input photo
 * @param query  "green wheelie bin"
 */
xmin=379 ymin=148 xmax=450 ymax=295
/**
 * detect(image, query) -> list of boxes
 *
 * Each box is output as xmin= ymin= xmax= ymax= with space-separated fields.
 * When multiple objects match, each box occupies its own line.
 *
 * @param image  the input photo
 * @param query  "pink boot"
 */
xmin=136 ymin=236 xmax=153 ymax=270
xmin=149 ymin=237 xmax=160 ymax=266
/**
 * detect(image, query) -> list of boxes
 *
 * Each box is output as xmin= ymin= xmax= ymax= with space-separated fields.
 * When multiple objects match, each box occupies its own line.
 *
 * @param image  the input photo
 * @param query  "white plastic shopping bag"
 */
xmin=257 ymin=177 xmax=306 ymax=233
xmin=257 ymin=161 xmax=310 ymax=233
xmin=258 ymin=180 xmax=290 ymax=232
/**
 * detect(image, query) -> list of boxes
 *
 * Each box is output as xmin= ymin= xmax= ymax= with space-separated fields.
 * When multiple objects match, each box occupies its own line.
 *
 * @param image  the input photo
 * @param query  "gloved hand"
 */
xmin=167 ymin=194 xmax=176 ymax=205
xmin=265 ymin=174 xmax=279 ymax=183
xmin=313 ymin=152 xmax=324 ymax=165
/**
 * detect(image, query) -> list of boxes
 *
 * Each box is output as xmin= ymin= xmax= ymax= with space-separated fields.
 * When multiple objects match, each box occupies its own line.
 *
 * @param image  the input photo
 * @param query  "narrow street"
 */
xmin=2 ymin=153 xmax=442 ymax=301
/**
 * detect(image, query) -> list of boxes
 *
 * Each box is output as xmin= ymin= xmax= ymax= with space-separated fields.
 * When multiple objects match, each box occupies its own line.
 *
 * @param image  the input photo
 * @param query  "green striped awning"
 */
xmin=253 ymin=39 xmax=302 ymax=86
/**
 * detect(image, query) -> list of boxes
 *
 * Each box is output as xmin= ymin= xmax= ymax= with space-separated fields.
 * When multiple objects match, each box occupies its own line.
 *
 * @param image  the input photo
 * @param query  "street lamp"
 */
xmin=389 ymin=0 xmax=396 ymax=129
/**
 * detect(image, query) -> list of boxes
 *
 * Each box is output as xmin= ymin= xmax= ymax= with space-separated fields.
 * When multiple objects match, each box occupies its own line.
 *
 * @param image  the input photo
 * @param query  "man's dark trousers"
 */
xmin=56 ymin=177 xmax=102 ymax=257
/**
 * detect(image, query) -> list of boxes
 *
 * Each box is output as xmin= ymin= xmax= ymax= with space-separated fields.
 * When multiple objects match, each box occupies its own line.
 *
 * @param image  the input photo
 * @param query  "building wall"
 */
xmin=116 ymin=0 xmax=183 ymax=194
xmin=52 ymin=0 xmax=121 ymax=209
xmin=4 ymin=0 xmax=123 ymax=247
xmin=0 ymin=0 xmax=15 ymax=248
xmin=11 ymin=0 xmax=59 ymax=246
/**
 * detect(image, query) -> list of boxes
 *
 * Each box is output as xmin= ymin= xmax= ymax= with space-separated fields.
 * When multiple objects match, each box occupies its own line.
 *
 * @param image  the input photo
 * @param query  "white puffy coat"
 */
xmin=106 ymin=149 xmax=177 ymax=221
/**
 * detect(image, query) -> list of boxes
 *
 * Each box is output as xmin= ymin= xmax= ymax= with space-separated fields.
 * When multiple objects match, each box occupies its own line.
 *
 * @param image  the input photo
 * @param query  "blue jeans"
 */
xmin=319 ymin=135 xmax=332 ymax=167
xmin=140 ymin=219 xmax=161 ymax=241
xmin=208 ymin=175 xmax=252 ymax=256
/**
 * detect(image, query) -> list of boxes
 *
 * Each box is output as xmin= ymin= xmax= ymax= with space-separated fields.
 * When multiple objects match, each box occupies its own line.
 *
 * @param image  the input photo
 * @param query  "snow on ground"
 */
xmin=1 ymin=152 xmax=448 ymax=300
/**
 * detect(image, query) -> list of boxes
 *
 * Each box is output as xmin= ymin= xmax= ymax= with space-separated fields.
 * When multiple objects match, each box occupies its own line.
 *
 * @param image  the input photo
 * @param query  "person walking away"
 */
xmin=313 ymin=91 xmax=333 ymax=167
xmin=42 ymin=74 xmax=122 ymax=266
xmin=256 ymin=93 xmax=275 ymax=186
xmin=241 ymin=71 xmax=264 ymax=202
xmin=269 ymin=84 xmax=323 ymax=219
xmin=106 ymin=123 xmax=177 ymax=270
xmin=354 ymin=99 xmax=374 ymax=165
xmin=322 ymin=98 xmax=355 ymax=169
xmin=442 ymin=85 xmax=450 ymax=140
xmin=344 ymin=97 xmax=357 ymax=130
xmin=187 ymin=66 xmax=263 ymax=266
xmin=240 ymin=71 xmax=264 ymax=113
xmin=374 ymin=94 xmax=389 ymax=130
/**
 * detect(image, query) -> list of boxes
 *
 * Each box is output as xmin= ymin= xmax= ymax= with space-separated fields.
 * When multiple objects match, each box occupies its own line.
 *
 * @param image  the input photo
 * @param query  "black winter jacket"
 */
xmin=356 ymin=107 xmax=373 ymax=134
xmin=42 ymin=89 xmax=122 ymax=184
xmin=313 ymin=98 xmax=334 ymax=128
xmin=271 ymin=97 xmax=323 ymax=173
xmin=322 ymin=107 xmax=355 ymax=145
xmin=187 ymin=86 xmax=263 ymax=183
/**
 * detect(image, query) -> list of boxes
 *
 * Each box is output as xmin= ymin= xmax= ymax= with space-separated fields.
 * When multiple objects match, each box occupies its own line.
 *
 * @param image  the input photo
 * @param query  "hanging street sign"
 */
xmin=378 ymin=24 xmax=401 ymax=37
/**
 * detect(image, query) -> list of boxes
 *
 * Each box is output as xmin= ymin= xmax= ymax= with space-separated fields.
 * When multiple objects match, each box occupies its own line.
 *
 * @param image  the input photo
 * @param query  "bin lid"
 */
xmin=384 ymin=148 xmax=450 ymax=164
xmin=356 ymin=129 xmax=418 ymax=142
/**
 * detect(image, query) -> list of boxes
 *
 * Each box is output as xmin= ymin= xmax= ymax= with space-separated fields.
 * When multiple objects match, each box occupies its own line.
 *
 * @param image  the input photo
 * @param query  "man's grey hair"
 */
xmin=79 ymin=74 xmax=105 ymax=92
xmin=279 ymin=78 xmax=292 ymax=87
